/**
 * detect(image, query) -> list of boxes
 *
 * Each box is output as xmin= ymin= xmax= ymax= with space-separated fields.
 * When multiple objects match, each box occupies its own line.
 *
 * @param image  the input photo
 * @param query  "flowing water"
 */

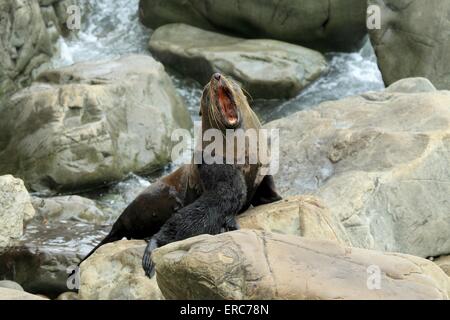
xmin=23 ymin=0 xmax=384 ymax=268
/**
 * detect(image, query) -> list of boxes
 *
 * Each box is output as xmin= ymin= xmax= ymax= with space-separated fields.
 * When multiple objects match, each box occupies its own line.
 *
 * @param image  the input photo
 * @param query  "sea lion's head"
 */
xmin=200 ymin=73 xmax=252 ymax=130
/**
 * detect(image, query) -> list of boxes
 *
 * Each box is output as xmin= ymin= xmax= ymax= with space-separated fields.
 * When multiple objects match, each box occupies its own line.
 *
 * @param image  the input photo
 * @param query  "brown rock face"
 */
xmin=152 ymin=230 xmax=450 ymax=300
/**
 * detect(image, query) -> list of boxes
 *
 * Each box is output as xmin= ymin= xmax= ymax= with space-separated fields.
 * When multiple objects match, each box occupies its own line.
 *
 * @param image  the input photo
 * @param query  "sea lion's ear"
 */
xmin=199 ymin=108 xmax=203 ymax=116
xmin=250 ymin=175 xmax=282 ymax=207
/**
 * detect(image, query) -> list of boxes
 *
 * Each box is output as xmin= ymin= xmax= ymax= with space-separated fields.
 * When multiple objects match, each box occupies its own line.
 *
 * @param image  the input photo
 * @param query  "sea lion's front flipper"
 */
xmin=251 ymin=175 xmax=282 ymax=207
xmin=142 ymin=238 xmax=159 ymax=278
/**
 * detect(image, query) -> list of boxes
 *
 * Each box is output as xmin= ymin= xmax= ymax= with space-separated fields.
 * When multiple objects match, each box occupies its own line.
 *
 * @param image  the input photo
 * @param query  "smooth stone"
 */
xmin=0 ymin=175 xmax=35 ymax=249
xmin=0 ymin=280 xmax=24 ymax=292
xmin=149 ymin=23 xmax=327 ymax=99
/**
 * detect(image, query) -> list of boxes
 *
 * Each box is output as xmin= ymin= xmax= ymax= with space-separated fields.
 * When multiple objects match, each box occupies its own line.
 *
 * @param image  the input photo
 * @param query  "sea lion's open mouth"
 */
xmin=218 ymin=85 xmax=239 ymax=126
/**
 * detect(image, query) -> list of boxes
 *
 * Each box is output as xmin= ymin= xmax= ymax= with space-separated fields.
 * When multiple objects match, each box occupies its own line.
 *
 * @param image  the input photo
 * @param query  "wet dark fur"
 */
xmin=77 ymin=74 xmax=282 ymax=272
xmin=142 ymin=163 xmax=246 ymax=277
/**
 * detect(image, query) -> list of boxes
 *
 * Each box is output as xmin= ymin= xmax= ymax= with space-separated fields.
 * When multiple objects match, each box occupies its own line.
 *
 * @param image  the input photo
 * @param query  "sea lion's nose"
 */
xmin=213 ymin=73 xmax=221 ymax=81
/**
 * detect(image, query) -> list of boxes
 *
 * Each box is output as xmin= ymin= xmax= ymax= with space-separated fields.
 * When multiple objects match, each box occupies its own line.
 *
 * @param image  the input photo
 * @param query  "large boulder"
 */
xmin=0 ymin=175 xmax=35 ymax=249
xmin=149 ymin=24 xmax=327 ymax=99
xmin=0 ymin=0 xmax=53 ymax=97
xmin=31 ymin=195 xmax=107 ymax=224
xmin=0 ymin=55 xmax=192 ymax=193
xmin=79 ymin=240 xmax=163 ymax=300
xmin=152 ymin=230 xmax=450 ymax=300
xmin=265 ymin=78 xmax=450 ymax=258
xmin=369 ymin=0 xmax=450 ymax=90
xmin=139 ymin=0 xmax=368 ymax=52
xmin=238 ymin=196 xmax=349 ymax=245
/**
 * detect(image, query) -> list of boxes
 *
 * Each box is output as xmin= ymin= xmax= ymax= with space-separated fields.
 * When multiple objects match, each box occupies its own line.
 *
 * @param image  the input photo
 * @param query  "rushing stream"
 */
xmin=23 ymin=0 xmax=384 ymax=267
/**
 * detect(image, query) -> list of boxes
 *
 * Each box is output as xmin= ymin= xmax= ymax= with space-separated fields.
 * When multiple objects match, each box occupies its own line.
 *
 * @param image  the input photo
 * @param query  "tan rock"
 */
xmin=0 ymin=288 xmax=48 ymax=300
xmin=79 ymin=240 xmax=163 ymax=300
xmin=435 ymin=256 xmax=450 ymax=277
xmin=238 ymin=196 xmax=349 ymax=245
xmin=152 ymin=230 xmax=450 ymax=300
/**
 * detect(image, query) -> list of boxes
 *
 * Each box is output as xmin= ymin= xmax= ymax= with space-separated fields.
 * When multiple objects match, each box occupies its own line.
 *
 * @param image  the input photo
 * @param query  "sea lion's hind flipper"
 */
xmin=142 ymin=237 xmax=159 ymax=278
xmin=250 ymin=175 xmax=282 ymax=207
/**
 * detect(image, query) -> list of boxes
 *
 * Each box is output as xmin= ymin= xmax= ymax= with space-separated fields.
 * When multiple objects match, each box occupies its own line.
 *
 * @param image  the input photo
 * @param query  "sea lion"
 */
xmin=143 ymin=163 xmax=246 ymax=277
xmin=79 ymin=73 xmax=282 ymax=266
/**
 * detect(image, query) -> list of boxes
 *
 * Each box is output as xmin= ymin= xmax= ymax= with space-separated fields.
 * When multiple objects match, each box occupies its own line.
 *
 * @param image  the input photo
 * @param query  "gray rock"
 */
xmin=369 ymin=0 xmax=450 ymax=90
xmin=238 ymin=195 xmax=349 ymax=245
xmin=0 ymin=0 xmax=53 ymax=96
xmin=149 ymin=24 xmax=328 ymax=99
xmin=265 ymin=78 xmax=450 ymax=258
xmin=0 ymin=175 xmax=35 ymax=249
xmin=0 ymin=55 xmax=192 ymax=193
xmin=31 ymin=195 xmax=107 ymax=224
xmin=0 ymin=280 xmax=24 ymax=292
xmin=385 ymin=78 xmax=437 ymax=94
xmin=152 ymin=230 xmax=450 ymax=300
xmin=139 ymin=0 xmax=368 ymax=52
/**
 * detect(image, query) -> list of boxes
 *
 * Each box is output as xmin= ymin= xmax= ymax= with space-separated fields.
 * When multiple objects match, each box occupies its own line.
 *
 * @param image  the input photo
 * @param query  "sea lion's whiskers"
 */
xmin=242 ymin=87 xmax=253 ymax=102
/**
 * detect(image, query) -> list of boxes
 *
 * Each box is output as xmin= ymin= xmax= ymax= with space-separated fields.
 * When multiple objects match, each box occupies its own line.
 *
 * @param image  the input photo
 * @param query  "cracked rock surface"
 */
xmin=151 ymin=230 xmax=450 ymax=300
xmin=265 ymin=78 xmax=450 ymax=258
xmin=79 ymin=240 xmax=163 ymax=300
xmin=139 ymin=0 xmax=367 ymax=52
xmin=0 ymin=55 xmax=192 ymax=193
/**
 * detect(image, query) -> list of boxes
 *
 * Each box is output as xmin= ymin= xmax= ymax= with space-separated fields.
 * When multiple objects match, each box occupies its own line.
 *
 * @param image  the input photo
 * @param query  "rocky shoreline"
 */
xmin=0 ymin=0 xmax=449 ymax=300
